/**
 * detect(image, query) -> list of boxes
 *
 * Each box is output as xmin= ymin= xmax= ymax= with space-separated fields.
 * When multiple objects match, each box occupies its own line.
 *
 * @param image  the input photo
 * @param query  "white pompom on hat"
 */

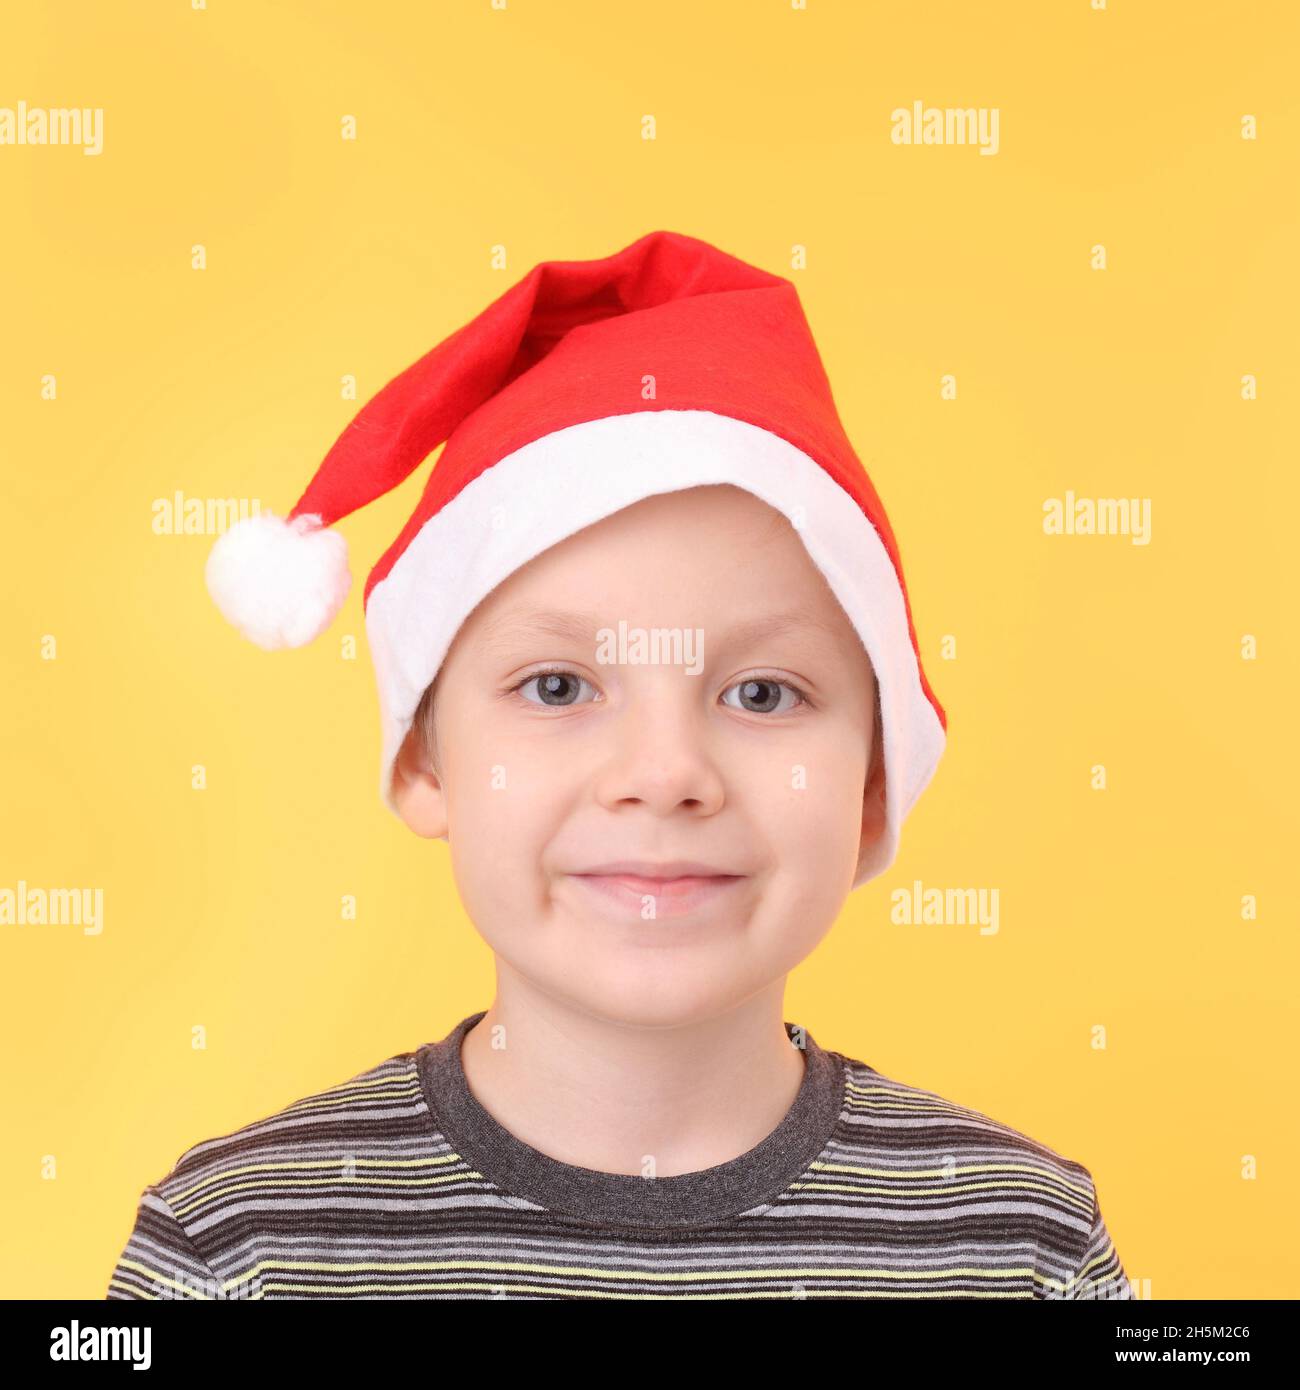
xmin=205 ymin=511 xmax=351 ymax=651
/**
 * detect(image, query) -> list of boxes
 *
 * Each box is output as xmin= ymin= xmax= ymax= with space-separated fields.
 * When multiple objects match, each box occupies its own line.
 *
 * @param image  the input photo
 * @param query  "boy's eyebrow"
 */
xmin=479 ymin=608 xmax=842 ymax=652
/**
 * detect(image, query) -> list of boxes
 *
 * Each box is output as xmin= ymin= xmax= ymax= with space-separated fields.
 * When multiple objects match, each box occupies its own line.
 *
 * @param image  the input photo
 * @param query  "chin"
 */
xmin=551 ymin=972 xmax=756 ymax=1032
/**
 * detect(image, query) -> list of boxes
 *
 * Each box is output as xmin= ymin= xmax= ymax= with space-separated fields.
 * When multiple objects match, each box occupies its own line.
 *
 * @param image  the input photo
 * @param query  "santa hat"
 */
xmin=205 ymin=229 xmax=947 ymax=888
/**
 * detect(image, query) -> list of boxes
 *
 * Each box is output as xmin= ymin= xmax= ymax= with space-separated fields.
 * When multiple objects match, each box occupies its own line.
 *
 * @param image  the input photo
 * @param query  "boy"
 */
xmin=108 ymin=230 xmax=1132 ymax=1300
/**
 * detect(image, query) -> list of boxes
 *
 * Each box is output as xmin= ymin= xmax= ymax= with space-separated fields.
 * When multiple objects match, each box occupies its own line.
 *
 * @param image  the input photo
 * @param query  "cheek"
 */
xmin=758 ymin=743 xmax=867 ymax=835
xmin=441 ymin=748 xmax=565 ymax=894
xmin=752 ymin=757 xmax=867 ymax=909
xmin=439 ymin=705 xmax=551 ymax=824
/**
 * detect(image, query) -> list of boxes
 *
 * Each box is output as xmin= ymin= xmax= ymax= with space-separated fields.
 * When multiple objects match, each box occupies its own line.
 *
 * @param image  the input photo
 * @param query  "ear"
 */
xmin=391 ymin=722 xmax=449 ymax=841
xmin=855 ymin=746 xmax=888 ymax=873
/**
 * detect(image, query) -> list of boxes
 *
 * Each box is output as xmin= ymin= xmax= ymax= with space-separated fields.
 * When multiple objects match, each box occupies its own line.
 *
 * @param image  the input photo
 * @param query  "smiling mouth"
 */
xmin=567 ymin=871 xmax=745 ymax=919
xmin=574 ymin=872 xmax=741 ymax=897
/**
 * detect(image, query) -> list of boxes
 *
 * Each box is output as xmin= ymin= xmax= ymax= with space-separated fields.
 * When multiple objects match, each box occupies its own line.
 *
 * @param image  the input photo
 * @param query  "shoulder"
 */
xmin=154 ymin=1046 xmax=432 ymax=1246
xmin=823 ymin=1051 xmax=1109 ymax=1295
xmin=156 ymin=1046 xmax=429 ymax=1200
xmin=110 ymin=1046 xmax=436 ymax=1299
xmin=833 ymin=1052 xmax=1096 ymax=1182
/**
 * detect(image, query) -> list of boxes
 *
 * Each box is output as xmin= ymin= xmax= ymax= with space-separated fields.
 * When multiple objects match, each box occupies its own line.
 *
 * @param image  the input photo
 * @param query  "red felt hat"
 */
xmin=206 ymin=229 xmax=947 ymax=887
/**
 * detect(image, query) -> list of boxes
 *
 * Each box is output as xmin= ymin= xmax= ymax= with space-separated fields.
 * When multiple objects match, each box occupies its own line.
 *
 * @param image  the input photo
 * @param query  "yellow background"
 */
xmin=1 ymin=0 xmax=1295 ymax=1300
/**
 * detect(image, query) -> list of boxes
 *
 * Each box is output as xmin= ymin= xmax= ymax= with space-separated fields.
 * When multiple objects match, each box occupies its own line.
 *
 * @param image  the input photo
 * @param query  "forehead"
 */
xmin=484 ymin=487 xmax=832 ymax=606
xmin=449 ymin=482 xmax=870 ymax=671
xmin=476 ymin=605 xmax=848 ymax=654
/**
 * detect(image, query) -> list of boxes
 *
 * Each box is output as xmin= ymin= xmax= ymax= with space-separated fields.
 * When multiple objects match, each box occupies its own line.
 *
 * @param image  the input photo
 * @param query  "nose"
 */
xmin=590 ymin=674 xmax=726 ymax=816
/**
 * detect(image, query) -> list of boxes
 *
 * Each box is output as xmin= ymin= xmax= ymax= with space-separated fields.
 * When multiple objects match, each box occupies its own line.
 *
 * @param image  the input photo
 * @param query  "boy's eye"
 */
xmin=511 ymin=668 xmax=807 ymax=715
xmin=720 ymin=677 xmax=806 ymax=715
xmin=513 ymin=670 xmax=599 ymax=707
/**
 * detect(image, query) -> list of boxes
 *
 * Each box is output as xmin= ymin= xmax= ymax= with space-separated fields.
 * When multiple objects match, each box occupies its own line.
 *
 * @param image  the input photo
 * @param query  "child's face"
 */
xmin=392 ymin=483 xmax=885 ymax=1026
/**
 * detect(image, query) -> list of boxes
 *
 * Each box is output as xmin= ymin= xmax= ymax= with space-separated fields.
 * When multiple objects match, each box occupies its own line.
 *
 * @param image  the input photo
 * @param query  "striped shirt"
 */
xmin=107 ymin=1011 xmax=1134 ymax=1300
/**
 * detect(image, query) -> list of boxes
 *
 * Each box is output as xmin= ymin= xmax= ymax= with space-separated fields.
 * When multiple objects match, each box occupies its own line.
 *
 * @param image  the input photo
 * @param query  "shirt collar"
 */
xmin=416 ymin=1010 xmax=845 ymax=1229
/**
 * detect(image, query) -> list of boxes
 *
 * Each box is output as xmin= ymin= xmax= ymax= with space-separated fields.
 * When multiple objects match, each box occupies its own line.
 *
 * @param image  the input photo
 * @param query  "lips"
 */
xmin=576 ymin=860 xmax=739 ymax=880
xmin=567 ymin=862 xmax=746 ymax=919
xmin=584 ymin=872 xmax=738 ymax=898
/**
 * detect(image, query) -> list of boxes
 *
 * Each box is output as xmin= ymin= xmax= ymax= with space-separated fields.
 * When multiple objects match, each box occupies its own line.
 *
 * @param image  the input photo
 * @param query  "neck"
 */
xmin=459 ymin=974 xmax=806 ymax=1178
